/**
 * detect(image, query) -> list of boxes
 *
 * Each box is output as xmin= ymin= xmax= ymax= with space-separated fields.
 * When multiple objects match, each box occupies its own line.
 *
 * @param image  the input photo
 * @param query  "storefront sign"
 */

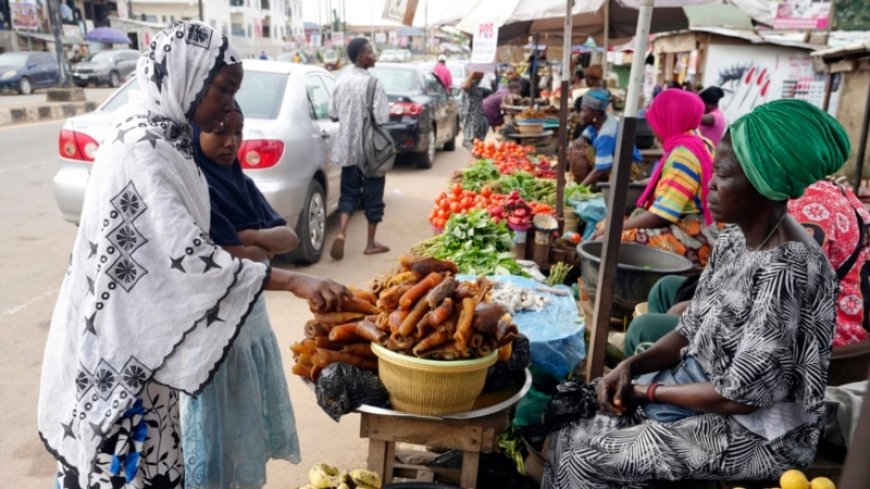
xmin=383 ymin=0 xmax=419 ymax=26
xmin=11 ymin=0 xmax=40 ymax=31
xmin=470 ymin=21 xmax=498 ymax=65
xmin=772 ymin=0 xmax=831 ymax=30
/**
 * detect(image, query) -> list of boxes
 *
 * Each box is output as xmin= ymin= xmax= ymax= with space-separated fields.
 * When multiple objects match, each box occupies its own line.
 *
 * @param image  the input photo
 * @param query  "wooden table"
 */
xmin=359 ymin=408 xmax=512 ymax=488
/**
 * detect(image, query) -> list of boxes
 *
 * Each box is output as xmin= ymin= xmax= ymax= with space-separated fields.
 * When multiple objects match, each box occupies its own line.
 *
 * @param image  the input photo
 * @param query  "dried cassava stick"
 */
xmin=312 ymin=348 xmax=378 ymax=371
xmin=412 ymin=327 xmax=452 ymax=356
xmin=397 ymin=296 xmax=430 ymax=337
xmin=328 ymin=323 xmax=365 ymax=343
xmin=304 ymin=320 xmax=330 ymax=338
xmin=314 ymin=312 xmax=364 ymax=326
xmin=399 ymin=272 xmax=444 ymax=310
xmin=354 ymin=320 xmax=387 ymax=343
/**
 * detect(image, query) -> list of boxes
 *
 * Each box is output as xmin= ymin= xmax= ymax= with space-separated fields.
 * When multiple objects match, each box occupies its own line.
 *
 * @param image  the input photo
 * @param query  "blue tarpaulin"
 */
xmin=461 ymin=275 xmax=585 ymax=380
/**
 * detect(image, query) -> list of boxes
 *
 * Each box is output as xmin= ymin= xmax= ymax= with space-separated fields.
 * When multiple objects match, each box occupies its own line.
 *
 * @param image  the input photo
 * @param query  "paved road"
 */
xmin=0 ymin=87 xmax=116 ymax=106
xmin=0 ymin=119 xmax=469 ymax=487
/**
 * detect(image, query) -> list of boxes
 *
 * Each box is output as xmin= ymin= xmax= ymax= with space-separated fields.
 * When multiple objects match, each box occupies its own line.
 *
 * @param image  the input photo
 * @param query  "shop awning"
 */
xmin=682 ymin=4 xmax=753 ymax=30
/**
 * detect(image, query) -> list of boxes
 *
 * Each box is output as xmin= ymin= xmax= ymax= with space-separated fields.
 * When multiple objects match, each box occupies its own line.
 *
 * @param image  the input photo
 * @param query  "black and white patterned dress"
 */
xmin=543 ymin=226 xmax=838 ymax=488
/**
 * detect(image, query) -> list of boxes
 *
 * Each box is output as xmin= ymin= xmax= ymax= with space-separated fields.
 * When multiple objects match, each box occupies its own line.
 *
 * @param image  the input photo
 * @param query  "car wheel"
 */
xmin=17 ymin=77 xmax=32 ymax=95
xmin=416 ymin=127 xmax=436 ymax=169
xmin=109 ymin=71 xmax=121 ymax=88
xmin=443 ymin=117 xmax=458 ymax=151
xmin=291 ymin=179 xmax=326 ymax=265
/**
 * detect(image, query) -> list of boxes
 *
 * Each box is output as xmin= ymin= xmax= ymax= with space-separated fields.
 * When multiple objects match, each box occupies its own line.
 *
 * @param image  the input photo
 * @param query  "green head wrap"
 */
xmin=730 ymin=99 xmax=851 ymax=201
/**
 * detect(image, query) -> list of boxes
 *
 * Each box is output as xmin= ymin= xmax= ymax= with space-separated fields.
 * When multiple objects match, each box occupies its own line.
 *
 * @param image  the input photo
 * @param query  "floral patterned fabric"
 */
xmin=56 ymin=383 xmax=183 ymax=489
xmin=788 ymin=180 xmax=870 ymax=346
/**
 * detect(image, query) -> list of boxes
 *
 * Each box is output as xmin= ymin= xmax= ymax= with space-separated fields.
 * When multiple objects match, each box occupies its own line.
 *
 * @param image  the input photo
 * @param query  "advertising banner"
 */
xmin=772 ymin=0 xmax=831 ymax=30
xmin=11 ymin=0 xmax=40 ymax=31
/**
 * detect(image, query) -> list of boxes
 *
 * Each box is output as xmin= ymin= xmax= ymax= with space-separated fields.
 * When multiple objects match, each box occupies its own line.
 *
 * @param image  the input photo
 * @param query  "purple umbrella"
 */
xmin=84 ymin=27 xmax=131 ymax=44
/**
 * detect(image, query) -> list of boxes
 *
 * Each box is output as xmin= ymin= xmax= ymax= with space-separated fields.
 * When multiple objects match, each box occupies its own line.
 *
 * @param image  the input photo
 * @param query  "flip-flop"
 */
xmin=330 ymin=237 xmax=345 ymax=260
xmin=364 ymin=244 xmax=390 ymax=255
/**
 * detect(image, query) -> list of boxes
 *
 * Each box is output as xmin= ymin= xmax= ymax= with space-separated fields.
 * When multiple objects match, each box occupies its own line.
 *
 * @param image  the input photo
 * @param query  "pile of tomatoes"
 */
xmin=470 ymin=139 xmax=557 ymax=179
xmin=428 ymin=183 xmax=555 ymax=231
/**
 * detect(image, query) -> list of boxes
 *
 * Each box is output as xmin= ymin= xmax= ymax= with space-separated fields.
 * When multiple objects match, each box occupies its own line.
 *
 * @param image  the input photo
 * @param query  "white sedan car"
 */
xmin=53 ymin=60 xmax=342 ymax=264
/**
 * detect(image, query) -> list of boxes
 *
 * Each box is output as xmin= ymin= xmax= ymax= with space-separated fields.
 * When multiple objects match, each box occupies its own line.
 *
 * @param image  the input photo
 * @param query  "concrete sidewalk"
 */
xmin=0 ymin=100 xmax=98 ymax=126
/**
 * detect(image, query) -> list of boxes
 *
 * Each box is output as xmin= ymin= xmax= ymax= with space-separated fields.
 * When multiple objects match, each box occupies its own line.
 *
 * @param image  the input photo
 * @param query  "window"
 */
xmin=424 ymin=73 xmax=445 ymax=96
xmin=101 ymin=81 xmax=138 ymax=112
xmin=229 ymin=0 xmax=244 ymax=6
xmin=370 ymin=67 xmax=418 ymax=93
xmin=235 ymin=71 xmax=288 ymax=119
xmin=305 ymin=75 xmax=331 ymax=120
xmin=231 ymin=23 xmax=245 ymax=37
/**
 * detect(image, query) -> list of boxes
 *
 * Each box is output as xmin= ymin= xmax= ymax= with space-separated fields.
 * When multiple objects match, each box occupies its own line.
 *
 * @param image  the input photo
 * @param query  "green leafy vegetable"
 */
xmin=410 ymin=210 xmax=527 ymax=276
xmin=459 ymin=159 xmax=500 ymax=192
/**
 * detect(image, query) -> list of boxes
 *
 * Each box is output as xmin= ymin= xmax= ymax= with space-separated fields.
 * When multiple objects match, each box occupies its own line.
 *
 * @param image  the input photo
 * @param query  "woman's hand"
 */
xmin=596 ymin=360 xmax=635 ymax=415
xmin=291 ymin=274 xmax=351 ymax=313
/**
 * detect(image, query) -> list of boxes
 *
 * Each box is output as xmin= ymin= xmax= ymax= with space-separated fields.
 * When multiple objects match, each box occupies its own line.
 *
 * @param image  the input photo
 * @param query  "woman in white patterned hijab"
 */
xmin=39 ymin=21 xmax=348 ymax=489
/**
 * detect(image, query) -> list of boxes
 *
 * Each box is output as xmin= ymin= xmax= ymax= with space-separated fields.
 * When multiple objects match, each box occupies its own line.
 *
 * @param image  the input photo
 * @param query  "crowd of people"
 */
xmin=35 ymin=20 xmax=868 ymax=489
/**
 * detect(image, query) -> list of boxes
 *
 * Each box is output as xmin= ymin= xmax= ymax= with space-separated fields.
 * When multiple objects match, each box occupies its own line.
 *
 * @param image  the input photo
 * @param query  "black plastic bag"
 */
xmin=541 ymin=377 xmax=600 ymax=434
xmin=315 ymin=362 xmax=389 ymax=421
xmin=483 ymin=334 xmax=531 ymax=393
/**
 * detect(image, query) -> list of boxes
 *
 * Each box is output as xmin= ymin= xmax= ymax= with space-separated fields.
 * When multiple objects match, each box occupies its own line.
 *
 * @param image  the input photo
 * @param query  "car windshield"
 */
xmin=87 ymin=51 xmax=115 ymax=63
xmin=370 ymin=67 xmax=418 ymax=93
xmin=0 ymin=52 xmax=30 ymax=67
xmin=235 ymin=71 xmax=288 ymax=119
xmin=100 ymin=80 xmax=138 ymax=112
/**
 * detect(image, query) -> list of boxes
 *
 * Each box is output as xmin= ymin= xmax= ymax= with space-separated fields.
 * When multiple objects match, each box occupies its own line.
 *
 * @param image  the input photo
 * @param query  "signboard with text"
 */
xmin=383 ymin=0 xmax=419 ymax=26
xmin=11 ymin=0 xmax=40 ymax=31
xmin=772 ymin=0 xmax=831 ymax=30
xmin=470 ymin=21 xmax=498 ymax=65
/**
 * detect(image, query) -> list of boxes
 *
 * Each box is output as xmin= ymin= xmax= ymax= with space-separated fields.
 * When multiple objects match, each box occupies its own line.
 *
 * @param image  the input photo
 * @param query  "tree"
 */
xmin=834 ymin=0 xmax=870 ymax=31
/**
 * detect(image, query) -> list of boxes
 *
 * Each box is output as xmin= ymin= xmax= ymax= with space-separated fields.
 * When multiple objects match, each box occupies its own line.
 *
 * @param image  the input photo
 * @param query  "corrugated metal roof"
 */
xmin=812 ymin=41 xmax=870 ymax=59
xmin=682 ymin=5 xmax=753 ymax=30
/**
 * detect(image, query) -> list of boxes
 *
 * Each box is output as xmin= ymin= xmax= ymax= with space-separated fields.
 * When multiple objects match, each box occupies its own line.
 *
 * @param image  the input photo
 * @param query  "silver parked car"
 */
xmin=53 ymin=59 xmax=342 ymax=264
xmin=71 ymin=50 xmax=140 ymax=88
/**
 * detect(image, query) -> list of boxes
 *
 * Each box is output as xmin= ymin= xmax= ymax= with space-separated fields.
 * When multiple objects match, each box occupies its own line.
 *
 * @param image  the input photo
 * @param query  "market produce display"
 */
xmin=470 ymin=140 xmax=556 ymax=178
xmin=290 ymin=257 xmax=521 ymax=381
xmin=415 ymin=210 xmax=527 ymax=276
xmin=299 ymin=463 xmax=381 ymax=489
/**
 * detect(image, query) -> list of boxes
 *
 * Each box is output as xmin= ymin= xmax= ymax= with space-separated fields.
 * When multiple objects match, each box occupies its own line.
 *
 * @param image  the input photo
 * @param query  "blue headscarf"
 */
xmin=581 ymin=88 xmax=612 ymax=111
xmin=193 ymin=104 xmax=286 ymax=246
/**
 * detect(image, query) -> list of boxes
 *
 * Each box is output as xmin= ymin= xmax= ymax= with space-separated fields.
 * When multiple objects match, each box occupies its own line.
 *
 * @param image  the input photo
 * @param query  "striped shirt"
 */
xmin=648 ymin=146 xmax=708 ymax=223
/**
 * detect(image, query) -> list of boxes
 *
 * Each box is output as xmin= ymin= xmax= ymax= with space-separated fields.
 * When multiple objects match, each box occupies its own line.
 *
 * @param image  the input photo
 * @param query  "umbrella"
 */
xmin=84 ymin=27 xmax=131 ymax=44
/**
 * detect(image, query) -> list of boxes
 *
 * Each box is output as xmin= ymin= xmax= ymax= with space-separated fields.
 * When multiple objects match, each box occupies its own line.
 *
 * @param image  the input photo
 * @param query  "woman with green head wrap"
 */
xmin=544 ymin=99 xmax=846 ymax=488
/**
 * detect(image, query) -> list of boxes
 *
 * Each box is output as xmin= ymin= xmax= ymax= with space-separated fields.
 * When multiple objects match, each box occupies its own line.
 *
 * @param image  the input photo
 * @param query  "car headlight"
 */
xmin=1 ymin=70 xmax=16 ymax=80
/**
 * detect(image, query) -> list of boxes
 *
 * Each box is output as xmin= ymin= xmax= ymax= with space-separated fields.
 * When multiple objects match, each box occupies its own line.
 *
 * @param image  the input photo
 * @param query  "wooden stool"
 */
xmin=359 ymin=408 xmax=512 ymax=489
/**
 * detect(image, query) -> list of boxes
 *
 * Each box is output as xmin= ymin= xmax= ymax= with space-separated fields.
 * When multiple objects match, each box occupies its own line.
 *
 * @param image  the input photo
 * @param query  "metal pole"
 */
xmin=198 ymin=0 xmax=203 ymax=22
xmin=556 ymin=0 xmax=573 ymax=223
xmin=48 ymin=0 xmax=67 ymax=86
xmin=853 ymin=80 xmax=870 ymax=195
xmin=585 ymin=0 xmax=653 ymax=382
xmin=602 ymin=0 xmax=610 ymax=83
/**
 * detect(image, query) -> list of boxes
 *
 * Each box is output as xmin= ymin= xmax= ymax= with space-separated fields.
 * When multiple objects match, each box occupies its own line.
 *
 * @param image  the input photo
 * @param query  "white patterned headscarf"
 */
xmin=37 ymin=22 xmax=266 ymax=486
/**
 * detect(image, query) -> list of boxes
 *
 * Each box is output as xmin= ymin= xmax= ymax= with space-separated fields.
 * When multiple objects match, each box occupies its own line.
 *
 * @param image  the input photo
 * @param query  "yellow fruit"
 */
xmin=780 ymin=469 xmax=810 ymax=489
xmin=308 ymin=463 xmax=340 ymax=489
xmin=349 ymin=469 xmax=382 ymax=488
xmin=810 ymin=477 xmax=836 ymax=489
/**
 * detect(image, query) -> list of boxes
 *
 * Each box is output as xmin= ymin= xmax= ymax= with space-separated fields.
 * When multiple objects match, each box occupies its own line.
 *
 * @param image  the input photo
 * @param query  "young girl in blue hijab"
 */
xmin=183 ymin=103 xmax=302 ymax=489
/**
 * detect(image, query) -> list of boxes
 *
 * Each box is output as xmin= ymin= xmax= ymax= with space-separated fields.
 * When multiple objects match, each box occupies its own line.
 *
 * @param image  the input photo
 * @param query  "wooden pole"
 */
xmin=853 ymin=80 xmax=870 ymax=195
xmin=585 ymin=0 xmax=652 ymax=381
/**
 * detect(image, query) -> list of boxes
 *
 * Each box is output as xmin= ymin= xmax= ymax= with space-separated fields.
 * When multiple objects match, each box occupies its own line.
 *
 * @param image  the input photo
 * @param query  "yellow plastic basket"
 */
xmin=371 ymin=343 xmax=498 ymax=416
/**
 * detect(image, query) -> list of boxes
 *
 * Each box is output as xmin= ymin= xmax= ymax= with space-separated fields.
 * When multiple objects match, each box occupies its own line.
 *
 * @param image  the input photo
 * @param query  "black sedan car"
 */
xmin=369 ymin=63 xmax=459 ymax=169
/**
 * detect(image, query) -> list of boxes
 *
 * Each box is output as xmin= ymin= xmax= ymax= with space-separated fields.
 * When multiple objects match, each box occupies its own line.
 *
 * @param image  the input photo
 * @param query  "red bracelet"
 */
xmin=646 ymin=383 xmax=659 ymax=403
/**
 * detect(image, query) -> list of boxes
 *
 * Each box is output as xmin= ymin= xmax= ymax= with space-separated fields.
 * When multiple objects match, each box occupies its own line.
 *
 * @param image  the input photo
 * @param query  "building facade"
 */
xmin=123 ymin=0 xmax=304 ymax=57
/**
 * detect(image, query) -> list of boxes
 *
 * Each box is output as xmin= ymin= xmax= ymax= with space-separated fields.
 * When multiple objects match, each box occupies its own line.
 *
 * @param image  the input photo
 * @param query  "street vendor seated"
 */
xmin=543 ymin=99 xmax=847 ymax=489
xmin=569 ymin=88 xmax=642 ymax=187
xmin=593 ymin=89 xmax=719 ymax=267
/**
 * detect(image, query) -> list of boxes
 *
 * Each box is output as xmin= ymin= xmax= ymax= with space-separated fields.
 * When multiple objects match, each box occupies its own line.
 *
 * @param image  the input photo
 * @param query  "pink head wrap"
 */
xmin=636 ymin=89 xmax=714 ymax=225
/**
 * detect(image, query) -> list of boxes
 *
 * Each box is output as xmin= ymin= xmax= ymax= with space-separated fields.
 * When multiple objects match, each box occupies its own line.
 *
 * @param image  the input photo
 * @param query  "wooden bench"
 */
xmin=359 ymin=408 xmax=512 ymax=489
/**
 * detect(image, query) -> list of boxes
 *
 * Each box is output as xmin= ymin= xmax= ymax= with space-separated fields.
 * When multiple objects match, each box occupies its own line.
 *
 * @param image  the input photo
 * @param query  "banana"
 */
xmin=349 ymin=469 xmax=382 ymax=489
xmin=308 ymin=463 xmax=340 ymax=489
